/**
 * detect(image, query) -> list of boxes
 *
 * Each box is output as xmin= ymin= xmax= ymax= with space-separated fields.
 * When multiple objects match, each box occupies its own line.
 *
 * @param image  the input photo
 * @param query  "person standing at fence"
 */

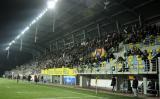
xmin=34 ymin=75 xmax=38 ymax=84
xmin=111 ymin=76 xmax=116 ymax=92
xmin=28 ymin=75 xmax=31 ymax=82
xmin=41 ymin=76 xmax=44 ymax=83
xmin=132 ymin=76 xmax=139 ymax=97
xmin=17 ymin=74 xmax=20 ymax=84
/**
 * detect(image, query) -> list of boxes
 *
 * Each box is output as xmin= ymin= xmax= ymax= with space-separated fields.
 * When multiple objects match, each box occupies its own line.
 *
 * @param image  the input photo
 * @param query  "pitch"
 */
xmin=0 ymin=78 xmax=141 ymax=99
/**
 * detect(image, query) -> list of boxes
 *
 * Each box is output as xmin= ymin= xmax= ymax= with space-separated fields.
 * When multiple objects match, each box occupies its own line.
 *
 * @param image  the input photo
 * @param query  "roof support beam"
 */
xmin=11 ymin=46 xmax=40 ymax=56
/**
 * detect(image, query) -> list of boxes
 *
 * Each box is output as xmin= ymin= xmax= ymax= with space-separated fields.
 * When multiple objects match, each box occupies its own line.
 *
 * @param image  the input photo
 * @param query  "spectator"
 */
xmin=17 ymin=74 xmax=20 ymax=84
xmin=111 ymin=76 xmax=116 ymax=92
xmin=34 ymin=75 xmax=38 ymax=84
xmin=28 ymin=75 xmax=31 ymax=82
xmin=142 ymin=50 xmax=150 ymax=71
xmin=132 ymin=76 xmax=138 ymax=97
xmin=41 ymin=76 xmax=44 ymax=83
xmin=22 ymin=75 xmax=26 ymax=81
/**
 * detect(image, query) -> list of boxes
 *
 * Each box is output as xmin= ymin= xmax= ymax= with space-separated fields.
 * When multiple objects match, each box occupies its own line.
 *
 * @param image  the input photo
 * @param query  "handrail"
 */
xmin=76 ymin=58 xmax=158 ymax=74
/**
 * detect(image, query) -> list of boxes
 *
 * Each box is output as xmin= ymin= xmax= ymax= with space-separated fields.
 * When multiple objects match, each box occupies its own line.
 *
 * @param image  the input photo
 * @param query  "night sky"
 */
xmin=0 ymin=0 xmax=46 ymax=75
xmin=0 ymin=0 xmax=46 ymax=46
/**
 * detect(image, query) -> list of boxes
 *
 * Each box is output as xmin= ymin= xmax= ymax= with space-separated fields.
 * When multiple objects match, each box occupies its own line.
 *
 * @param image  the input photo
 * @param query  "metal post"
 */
xmin=158 ymin=57 xmax=160 ymax=96
xmin=63 ymin=39 xmax=65 ymax=47
xmin=139 ymin=15 xmax=142 ymax=28
xmin=35 ymin=22 xmax=38 ymax=43
xmin=132 ymin=25 xmax=135 ymax=33
xmin=56 ymin=40 xmax=58 ymax=50
xmin=60 ymin=75 xmax=63 ymax=85
xmin=72 ymin=34 xmax=74 ymax=45
xmin=11 ymin=72 xmax=14 ymax=79
xmin=83 ymin=30 xmax=86 ymax=40
xmin=97 ymin=24 xmax=101 ymax=38
xmin=45 ymin=48 xmax=47 ymax=56
xmin=96 ymin=76 xmax=98 ymax=95
xmin=116 ymin=21 xmax=120 ymax=34
xmin=7 ymin=50 xmax=10 ymax=59
xmin=52 ymin=10 xmax=56 ymax=32
xmin=80 ymin=76 xmax=83 ymax=87
xmin=143 ymin=77 xmax=147 ymax=95
xmin=75 ymin=76 xmax=77 ymax=87
xmin=20 ymin=38 xmax=23 ymax=51
xmin=150 ymin=60 xmax=153 ymax=72
xmin=50 ymin=44 xmax=52 ymax=52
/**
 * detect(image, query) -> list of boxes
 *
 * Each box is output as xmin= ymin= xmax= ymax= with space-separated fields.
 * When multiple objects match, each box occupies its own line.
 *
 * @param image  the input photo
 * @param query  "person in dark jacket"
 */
xmin=41 ymin=76 xmax=44 ymax=83
xmin=17 ymin=74 xmax=20 ymax=84
xmin=111 ymin=76 xmax=116 ymax=92
xmin=34 ymin=75 xmax=38 ymax=84
xmin=132 ymin=76 xmax=138 ymax=96
xmin=28 ymin=75 xmax=31 ymax=82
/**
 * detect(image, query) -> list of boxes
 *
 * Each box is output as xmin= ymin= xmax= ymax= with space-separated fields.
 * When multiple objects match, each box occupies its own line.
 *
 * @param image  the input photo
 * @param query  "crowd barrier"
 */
xmin=76 ymin=58 xmax=158 ymax=74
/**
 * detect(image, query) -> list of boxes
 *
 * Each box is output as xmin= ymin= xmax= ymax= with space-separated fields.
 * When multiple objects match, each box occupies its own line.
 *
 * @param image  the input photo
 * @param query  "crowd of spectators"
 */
xmin=124 ymin=24 xmax=160 ymax=44
xmin=35 ymin=30 xmax=124 ymax=70
xmin=6 ymin=24 xmax=160 ymax=75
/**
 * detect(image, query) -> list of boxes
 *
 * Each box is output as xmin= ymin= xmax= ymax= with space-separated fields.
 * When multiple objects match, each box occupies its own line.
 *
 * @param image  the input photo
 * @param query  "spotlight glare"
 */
xmin=4 ymin=3 xmax=50 ymax=51
xmin=11 ymin=40 xmax=15 ymax=44
xmin=30 ymin=19 xmax=37 ymax=26
xmin=5 ymin=47 xmax=10 ymax=51
xmin=21 ymin=26 xmax=30 ymax=35
xmin=47 ymin=0 xmax=58 ymax=9
xmin=16 ymin=35 xmax=21 ymax=40
xmin=9 ymin=43 xmax=12 ymax=46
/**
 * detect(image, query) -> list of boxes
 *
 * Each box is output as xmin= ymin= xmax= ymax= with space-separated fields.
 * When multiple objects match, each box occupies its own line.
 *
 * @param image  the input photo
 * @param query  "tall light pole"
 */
xmin=47 ymin=0 xmax=58 ymax=32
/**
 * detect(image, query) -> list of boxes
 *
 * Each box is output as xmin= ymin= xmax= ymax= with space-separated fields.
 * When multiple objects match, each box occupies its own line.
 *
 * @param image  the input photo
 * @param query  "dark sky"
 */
xmin=0 ymin=0 xmax=46 ymax=49
xmin=0 ymin=0 xmax=47 ymax=75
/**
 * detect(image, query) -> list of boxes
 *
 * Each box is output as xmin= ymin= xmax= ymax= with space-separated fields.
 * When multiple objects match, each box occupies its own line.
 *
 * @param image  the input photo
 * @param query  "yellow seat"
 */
xmin=129 ymin=43 xmax=133 ymax=49
xmin=128 ymin=55 xmax=133 ymax=61
xmin=139 ymin=65 xmax=144 ymax=69
xmin=147 ymin=48 xmax=152 ymax=53
xmin=148 ymin=53 xmax=153 ymax=60
xmin=136 ymin=44 xmax=140 ymax=48
xmin=157 ymin=36 xmax=160 ymax=41
xmin=156 ymin=48 xmax=160 ymax=53
xmin=102 ymin=61 xmax=106 ymax=67
xmin=138 ymin=65 xmax=144 ymax=73
xmin=138 ymin=60 xmax=142 ymax=64
xmin=117 ymin=63 xmax=122 ymax=70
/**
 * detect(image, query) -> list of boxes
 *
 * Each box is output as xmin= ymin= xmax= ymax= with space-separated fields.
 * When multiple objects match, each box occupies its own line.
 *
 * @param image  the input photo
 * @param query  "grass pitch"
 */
xmin=0 ymin=78 xmax=141 ymax=99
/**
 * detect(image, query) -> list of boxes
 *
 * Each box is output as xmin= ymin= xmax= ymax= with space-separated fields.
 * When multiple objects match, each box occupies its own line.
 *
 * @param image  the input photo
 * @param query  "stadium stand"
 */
xmin=4 ymin=25 xmax=160 ymax=97
xmin=2 ymin=0 xmax=160 ymax=98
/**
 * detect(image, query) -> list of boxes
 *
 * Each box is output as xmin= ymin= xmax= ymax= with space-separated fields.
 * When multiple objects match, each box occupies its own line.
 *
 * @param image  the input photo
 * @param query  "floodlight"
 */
xmin=21 ymin=26 xmax=30 ymax=35
xmin=44 ymin=8 xmax=48 ymax=12
xmin=9 ymin=43 xmax=12 ymax=46
xmin=21 ymin=31 xmax=25 ymax=35
xmin=11 ymin=40 xmax=15 ymax=44
xmin=4 ymin=2 xmax=51 ymax=51
xmin=15 ymin=35 xmax=21 ymax=40
xmin=36 ymin=10 xmax=47 ymax=20
xmin=30 ymin=19 xmax=36 ymax=26
xmin=5 ymin=47 xmax=10 ymax=51
xmin=25 ymin=26 xmax=30 ymax=31
xmin=37 ymin=13 xmax=43 ymax=19
xmin=47 ymin=0 xmax=58 ymax=9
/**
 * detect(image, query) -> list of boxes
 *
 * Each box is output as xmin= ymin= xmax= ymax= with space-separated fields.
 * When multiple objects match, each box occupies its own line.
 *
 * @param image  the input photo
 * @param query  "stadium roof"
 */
xmin=0 ymin=0 xmax=160 ymax=70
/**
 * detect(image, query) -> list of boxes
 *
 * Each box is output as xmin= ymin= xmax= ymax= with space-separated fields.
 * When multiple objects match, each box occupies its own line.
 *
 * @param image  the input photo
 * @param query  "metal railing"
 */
xmin=76 ymin=58 xmax=158 ymax=74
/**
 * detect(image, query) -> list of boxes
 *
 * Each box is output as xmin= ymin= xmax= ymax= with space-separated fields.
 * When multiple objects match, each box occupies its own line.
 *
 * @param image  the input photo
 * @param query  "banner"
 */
xmin=91 ymin=48 xmax=106 ymax=58
xmin=41 ymin=68 xmax=77 ymax=76
xmin=64 ymin=76 xmax=76 ymax=85
xmin=128 ymin=75 xmax=134 ymax=80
